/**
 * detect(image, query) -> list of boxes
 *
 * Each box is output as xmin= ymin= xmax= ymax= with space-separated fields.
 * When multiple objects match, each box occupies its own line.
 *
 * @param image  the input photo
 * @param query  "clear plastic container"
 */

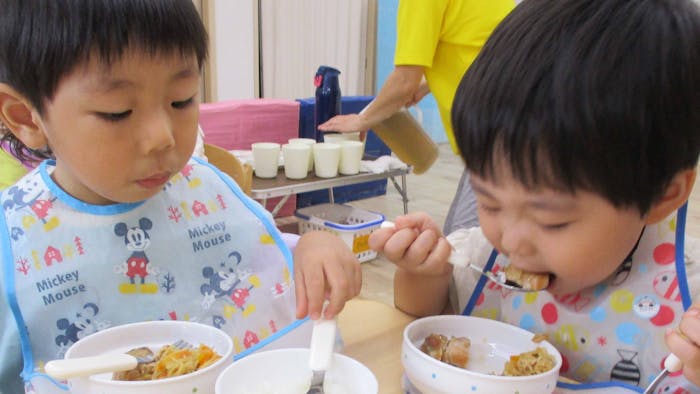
xmin=368 ymin=106 xmax=439 ymax=174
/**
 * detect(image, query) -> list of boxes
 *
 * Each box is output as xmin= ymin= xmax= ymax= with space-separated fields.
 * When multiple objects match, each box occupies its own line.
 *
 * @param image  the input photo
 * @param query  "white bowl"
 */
xmin=215 ymin=348 xmax=377 ymax=394
xmin=403 ymin=315 xmax=562 ymax=394
xmin=64 ymin=320 xmax=233 ymax=394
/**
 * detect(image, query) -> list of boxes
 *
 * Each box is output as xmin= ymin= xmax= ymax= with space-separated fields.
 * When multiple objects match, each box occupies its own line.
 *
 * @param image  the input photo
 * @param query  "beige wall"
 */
xmin=200 ymin=0 xmax=376 ymax=102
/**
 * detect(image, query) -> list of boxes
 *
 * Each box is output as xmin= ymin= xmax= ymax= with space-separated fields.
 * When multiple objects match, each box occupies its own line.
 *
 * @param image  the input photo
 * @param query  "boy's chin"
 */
xmin=545 ymin=277 xmax=591 ymax=296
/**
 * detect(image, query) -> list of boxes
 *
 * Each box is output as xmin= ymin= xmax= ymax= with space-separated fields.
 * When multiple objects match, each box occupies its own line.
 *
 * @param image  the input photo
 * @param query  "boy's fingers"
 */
xmin=382 ymin=227 xmax=420 ymax=263
xmin=666 ymin=329 xmax=700 ymax=376
xmin=353 ymin=259 xmax=362 ymax=295
xmin=320 ymin=261 xmax=349 ymax=319
xmin=679 ymin=309 xmax=700 ymax=345
xmin=368 ymin=227 xmax=396 ymax=252
xmin=303 ymin=266 xmax=326 ymax=320
xmin=421 ymin=237 xmax=454 ymax=275
xmin=294 ymin=269 xmax=308 ymax=319
xmin=394 ymin=212 xmax=440 ymax=233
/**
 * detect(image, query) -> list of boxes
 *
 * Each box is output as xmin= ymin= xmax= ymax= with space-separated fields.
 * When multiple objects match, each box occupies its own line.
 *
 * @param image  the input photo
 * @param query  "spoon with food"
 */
xmin=380 ymin=221 xmax=549 ymax=292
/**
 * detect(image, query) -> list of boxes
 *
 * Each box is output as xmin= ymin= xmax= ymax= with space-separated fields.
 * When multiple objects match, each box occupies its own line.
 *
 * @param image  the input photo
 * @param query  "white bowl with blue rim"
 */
xmin=402 ymin=315 xmax=562 ymax=394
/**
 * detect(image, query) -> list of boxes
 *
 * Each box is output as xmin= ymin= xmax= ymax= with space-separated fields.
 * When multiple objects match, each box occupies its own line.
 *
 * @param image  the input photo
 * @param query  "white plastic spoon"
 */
xmin=306 ymin=317 xmax=337 ymax=394
xmin=643 ymin=353 xmax=683 ymax=394
xmin=45 ymin=353 xmax=143 ymax=380
xmin=44 ymin=339 xmax=190 ymax=379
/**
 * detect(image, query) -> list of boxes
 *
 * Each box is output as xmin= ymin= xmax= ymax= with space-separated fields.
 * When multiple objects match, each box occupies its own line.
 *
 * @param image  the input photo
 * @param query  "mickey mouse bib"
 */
xmin=0 ymin=158 xmax=302 ymax=393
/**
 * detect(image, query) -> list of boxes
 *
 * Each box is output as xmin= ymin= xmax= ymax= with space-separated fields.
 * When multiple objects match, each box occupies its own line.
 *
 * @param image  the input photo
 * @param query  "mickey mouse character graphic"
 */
xmin=2 ymin=176 xmax=59 ymax=232
xmin=200 ymin=251 xmax=260 ymax=322
xmin=114 ymin=218 xmax=159 ymax=294
xmin=54 ymin=302 xmax=109 ymax=358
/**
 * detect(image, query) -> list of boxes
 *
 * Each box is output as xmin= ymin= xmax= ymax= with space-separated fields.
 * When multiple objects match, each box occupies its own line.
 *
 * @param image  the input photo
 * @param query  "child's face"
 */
xmin=470 ymin=166 xmax=647 ymax=295
xmin=35 ymin=50 xmax=201 ymax=205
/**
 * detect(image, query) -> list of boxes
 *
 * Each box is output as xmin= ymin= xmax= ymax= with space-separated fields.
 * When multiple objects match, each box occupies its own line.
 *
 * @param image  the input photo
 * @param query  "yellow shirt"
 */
xmin=0 ymin=148 xmax=27 ymax=189
xmin=395 ymin=0 xmax=514 ymax=153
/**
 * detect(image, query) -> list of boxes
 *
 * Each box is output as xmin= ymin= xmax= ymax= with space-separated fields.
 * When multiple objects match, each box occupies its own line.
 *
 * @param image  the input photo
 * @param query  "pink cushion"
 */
xmin=199 ymin=99 xmax=301 ymax=217
xmin=199 ymin=99 xmax=300 ymax=150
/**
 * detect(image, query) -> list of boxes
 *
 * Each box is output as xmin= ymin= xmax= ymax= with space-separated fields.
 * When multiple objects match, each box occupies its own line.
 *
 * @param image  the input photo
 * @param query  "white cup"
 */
xmin=313 ymin=143 xmax=341 ymax=178
xmin=251 ymin=142 xmax=280 ymax=178
xmin=338 ymin=140 xmax=364 ymax=175
xmin=288 ymin=138 xmax=316 ymax=172
xmin=282 ymin=143 xmax=311 ymax=179
xmin=322 ymin=132 xmax=361 ymax=144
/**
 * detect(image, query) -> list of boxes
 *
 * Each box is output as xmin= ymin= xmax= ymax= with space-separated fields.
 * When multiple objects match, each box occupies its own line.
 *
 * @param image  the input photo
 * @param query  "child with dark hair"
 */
xmin=0 ymin=1 xmax=361 ymax=393
xmin=371 ymin=0 xmax=700 ymax=391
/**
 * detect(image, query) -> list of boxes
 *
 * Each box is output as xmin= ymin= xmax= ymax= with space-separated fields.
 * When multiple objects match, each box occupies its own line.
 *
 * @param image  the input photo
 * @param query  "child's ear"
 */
xmin=0 ymin=83 xmax=48 ymax=150
xmin=645 ymin=168 xmax=697 ymax=224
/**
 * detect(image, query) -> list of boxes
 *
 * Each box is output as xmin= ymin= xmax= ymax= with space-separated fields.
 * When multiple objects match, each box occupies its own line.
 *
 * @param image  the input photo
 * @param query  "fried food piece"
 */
xmin=443 ymin=336 xmax=471 ymax=368
xmin=503 ymin=347 xmax=556 ymax=376
xmin=420 ymin=333 xmax=448 ymax=362
xmin=531 ymin=333 xmax=548 ymax=343
xmin=112 ymin=347 xmax=156 ymax=381
xmin=504 ymin=265 xmax=549 ymax=291
xmin=420 ymin=333 xmax=471 ymax=368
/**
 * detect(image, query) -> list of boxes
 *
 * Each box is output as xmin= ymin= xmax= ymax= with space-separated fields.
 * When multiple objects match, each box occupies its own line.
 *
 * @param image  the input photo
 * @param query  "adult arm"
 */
xmin=317 ymin=65 xmax=424 ymax=134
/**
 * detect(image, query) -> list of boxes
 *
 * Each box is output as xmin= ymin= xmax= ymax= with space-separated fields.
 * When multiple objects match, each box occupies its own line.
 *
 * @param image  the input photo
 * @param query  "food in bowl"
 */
xmin=64 ymin=320 xmax=233 ymax=394
xmin=419 ymin=332 xmax=556 ymax=376
xmin=419 ymin=333 xmax=471 ymax=368
xmin=503 ymin=264 xmax=550 ymax=290
xmin=403 ymin=315 xmax=562 ymax=394
xmin=503 ymin=347 xmax=557 ymax=376
xmin=113 ymin=343 xmax=222 ymax=381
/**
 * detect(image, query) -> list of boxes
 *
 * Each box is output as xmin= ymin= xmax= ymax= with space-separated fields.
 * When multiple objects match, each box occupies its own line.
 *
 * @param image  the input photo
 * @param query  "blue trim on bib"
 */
xmin=0 ymin=192 xmax=33 ymax=377
xmin=26 ymin=373 xmax=70 ymax=392
xmin=1 ymin=191 xmax=70 ymax=390
xmin=233 ymin=317 xmax=311 ymax=361
xmin=40 ymin=160 xmax=145 ymax=215
xmin=674 ymin=203 xmax=691 ymax=310
xmin=462 ymin=248 xmax=498 ymax=316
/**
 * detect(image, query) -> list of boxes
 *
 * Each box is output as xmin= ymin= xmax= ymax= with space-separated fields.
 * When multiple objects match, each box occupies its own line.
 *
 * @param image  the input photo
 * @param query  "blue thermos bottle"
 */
xmin=314 ymin=66 xmax=342 ymax=142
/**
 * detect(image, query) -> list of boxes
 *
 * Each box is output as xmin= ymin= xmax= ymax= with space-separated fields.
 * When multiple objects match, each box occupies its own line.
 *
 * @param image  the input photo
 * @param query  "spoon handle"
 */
xmin=45 ymin=353 xmax=137 ymax=379
xmin=643 ymin=353 xmax=682 ymax=394
xmin=309 ymin=318 xmax=337 ymax=371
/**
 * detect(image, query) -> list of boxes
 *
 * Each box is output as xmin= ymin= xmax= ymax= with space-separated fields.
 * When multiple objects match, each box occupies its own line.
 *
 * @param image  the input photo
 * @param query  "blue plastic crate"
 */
xmin=296 ymin=96 xmax=391 ymax=208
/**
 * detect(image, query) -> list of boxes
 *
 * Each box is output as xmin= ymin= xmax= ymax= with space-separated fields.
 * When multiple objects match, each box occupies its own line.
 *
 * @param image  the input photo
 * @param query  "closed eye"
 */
xmin=96 ymin=110 xmax=132 ymax=122
xmin=541 ymin=222 xmax=570 ymax=231
xmin=172 ymin=96 xmax=195 ymax=109
xmin=478 ymin=203 xmax=500 ymax=214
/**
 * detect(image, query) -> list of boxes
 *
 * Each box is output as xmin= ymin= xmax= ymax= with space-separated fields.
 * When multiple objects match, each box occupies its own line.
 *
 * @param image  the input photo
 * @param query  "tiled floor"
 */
xmin=346 ymin=144 xmax=700 ymax=308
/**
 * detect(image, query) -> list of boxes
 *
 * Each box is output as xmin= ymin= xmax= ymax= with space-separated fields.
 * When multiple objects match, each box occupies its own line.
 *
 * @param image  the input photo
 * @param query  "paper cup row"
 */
xmin=251 ymin=138 xmax=364 ymax=179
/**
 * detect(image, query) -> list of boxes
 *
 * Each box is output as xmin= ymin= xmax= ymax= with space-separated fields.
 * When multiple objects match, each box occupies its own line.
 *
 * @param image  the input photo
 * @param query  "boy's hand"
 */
xmin=665 ymin=304 xmax=700 ymax=386
xmin=293 ymin=231 xmax=362 ymax=320
xmin=369 ymin=212 xmax=452 ymax=277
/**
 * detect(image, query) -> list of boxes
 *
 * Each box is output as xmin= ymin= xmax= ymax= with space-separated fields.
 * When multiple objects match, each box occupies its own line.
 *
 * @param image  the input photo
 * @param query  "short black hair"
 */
xmin=452 ymin=0 xmax=700 ymax=214
xmin=0 ymin=0 xmax=208 ymax=161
